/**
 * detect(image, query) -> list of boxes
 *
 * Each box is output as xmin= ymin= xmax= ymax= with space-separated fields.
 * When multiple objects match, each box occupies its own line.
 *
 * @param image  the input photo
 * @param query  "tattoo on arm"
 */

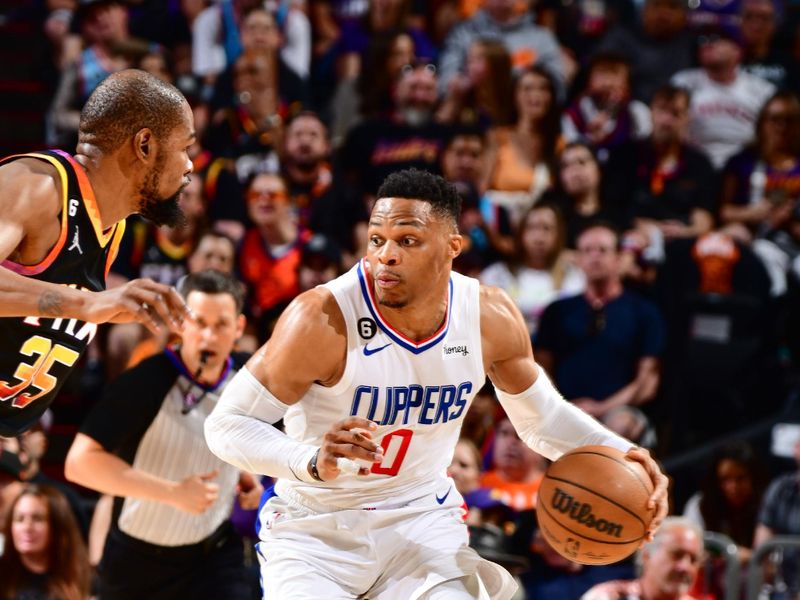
xmin=38 ymin=290 xmax=63 ymax=316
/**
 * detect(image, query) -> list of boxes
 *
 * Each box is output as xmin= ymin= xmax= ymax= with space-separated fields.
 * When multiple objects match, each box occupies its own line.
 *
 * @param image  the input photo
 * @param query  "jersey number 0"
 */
xmin=370 ymin=429 xmax=413 ymax=476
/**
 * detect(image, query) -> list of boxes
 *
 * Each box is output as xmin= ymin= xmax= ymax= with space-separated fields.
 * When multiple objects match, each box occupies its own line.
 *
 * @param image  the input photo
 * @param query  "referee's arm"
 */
xmin=65 ymin=354 xmax=219 ymax=514
xmin=66 ymin=433 xmax=219 ymax=515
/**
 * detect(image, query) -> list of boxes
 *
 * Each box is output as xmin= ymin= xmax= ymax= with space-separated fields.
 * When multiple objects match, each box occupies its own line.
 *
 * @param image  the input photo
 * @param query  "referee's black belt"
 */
xmin=109 ymin=520 xmax=236 ymax=559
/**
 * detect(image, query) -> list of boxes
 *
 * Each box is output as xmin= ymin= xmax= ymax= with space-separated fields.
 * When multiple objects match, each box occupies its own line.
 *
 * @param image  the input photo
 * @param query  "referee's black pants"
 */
xmin=98 ymin=521 xmax=253 ymax=600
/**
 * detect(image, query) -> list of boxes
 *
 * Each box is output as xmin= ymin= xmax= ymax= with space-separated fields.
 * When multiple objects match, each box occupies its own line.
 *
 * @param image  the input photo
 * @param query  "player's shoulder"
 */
xmin=274 ymin=286 xmax=346 ymax=341
xmin=258 ymin=286 xmax=347 ymax=389
xmin=478 ymin=284 xmax=529 ymax=343
xmin=478 ymin=283 xmax=516 ymax=315
xmin=0 ymin=156 xmax=61 ymax=216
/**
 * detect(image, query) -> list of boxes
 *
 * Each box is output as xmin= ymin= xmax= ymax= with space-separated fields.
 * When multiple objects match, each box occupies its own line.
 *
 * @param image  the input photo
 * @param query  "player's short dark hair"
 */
xmin=179 ymin=270 xmax=246 ymax=314
xmin=376 ymin=168 xmax=462 ymax=224
xmin=78 ymin=69 xmax=187 ymax=154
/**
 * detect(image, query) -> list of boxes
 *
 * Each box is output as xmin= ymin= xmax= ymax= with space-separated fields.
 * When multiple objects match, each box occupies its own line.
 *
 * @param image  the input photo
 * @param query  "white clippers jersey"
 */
xmin=275 ymin=259 xmax=485 ymax=510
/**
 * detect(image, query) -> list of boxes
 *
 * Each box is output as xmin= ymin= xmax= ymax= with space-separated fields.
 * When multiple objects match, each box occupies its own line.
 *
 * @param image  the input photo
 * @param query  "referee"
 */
xmin=65 ymin=271 xmax=260 ymax=600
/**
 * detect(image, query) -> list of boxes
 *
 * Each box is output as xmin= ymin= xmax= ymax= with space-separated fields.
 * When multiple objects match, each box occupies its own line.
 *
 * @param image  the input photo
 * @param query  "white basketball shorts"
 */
xmin=255 ymin=487 xmax=517 ymax=599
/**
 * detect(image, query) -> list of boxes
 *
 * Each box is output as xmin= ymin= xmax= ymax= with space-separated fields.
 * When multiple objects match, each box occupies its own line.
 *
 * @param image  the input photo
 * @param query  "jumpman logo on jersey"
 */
xmin=68 ymin=226 xmax=83 ymax=255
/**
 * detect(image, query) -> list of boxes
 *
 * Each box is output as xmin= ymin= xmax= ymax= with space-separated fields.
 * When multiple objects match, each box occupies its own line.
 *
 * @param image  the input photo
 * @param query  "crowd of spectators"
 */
xmin=2 ymin=0 xmax=800 ymax=598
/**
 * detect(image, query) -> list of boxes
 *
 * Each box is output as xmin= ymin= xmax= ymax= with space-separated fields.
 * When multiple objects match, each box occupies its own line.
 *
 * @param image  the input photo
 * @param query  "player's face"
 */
xmin=182 ymin=291 xmax=244 ymax=374
xmin=366 ymin=197 xmax=462 ymax=309
xmin=11 ymin=494 xmax=50 ymax=558
xmin=139 ymin=102 xmax=195 ymax=227
xmin=644 ymin=528 xmax=702 ymax=596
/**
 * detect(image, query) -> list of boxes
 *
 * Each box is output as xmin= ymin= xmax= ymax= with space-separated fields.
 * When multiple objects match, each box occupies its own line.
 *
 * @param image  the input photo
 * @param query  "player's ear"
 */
xmin=447 ymin=232 xmax=463 ymax=259
xmin=133 ymin=128 xmax=156 ymax=163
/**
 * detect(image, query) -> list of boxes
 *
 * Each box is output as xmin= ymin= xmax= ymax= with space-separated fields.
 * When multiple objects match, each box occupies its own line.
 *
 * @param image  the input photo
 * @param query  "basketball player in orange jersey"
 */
xmin=206 ymin=169 xmax=670 ymax=599
xmin=0 ymin=69 xmax=194 ymax=437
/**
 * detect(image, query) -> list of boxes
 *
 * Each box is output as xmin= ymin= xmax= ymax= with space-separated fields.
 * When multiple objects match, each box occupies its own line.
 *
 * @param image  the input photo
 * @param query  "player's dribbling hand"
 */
xmin=624 ymin=446 xmax=669 ymax=543
xmin=88 ymin=278 xmax=191 ymax=334
xmin=170 ymin=469 xmax=220 ymax=514
xmin=313 ymin=417 xmax=384 ymax=481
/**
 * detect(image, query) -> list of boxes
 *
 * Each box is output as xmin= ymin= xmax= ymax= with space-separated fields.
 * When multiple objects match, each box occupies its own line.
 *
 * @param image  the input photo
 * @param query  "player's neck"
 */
xmin=74 ymin=146 xmax=135 ymax=228
xmin=379 ymin=293 xmax=449 ymax=342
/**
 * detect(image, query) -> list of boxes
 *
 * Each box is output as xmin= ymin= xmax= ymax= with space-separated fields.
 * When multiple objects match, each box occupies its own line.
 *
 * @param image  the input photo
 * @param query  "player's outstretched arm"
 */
xmin=0 ymin=160 xmax=189 ymax=334
xmin=205 ymin=287 xmax=383 ymax=482
xmin=480 ymin=285 xmax=668 ymax=536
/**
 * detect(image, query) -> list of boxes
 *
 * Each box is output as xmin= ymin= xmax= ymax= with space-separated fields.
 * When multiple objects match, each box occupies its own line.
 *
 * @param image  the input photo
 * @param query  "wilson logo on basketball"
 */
xmin=550 ymin=488 xmax=623 ymax=538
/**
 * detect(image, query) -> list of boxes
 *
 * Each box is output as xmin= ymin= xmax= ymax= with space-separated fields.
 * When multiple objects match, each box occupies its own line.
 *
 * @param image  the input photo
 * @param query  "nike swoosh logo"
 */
xmin=363 ymin=343 xmax=392 ymax=356
xmin=435 ymin=488 xmax=451 ymax=505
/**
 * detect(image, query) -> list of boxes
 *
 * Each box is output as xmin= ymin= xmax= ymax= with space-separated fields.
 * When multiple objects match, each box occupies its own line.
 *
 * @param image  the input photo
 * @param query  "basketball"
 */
xmin=536 ymin=445 xmax=655 ymax=565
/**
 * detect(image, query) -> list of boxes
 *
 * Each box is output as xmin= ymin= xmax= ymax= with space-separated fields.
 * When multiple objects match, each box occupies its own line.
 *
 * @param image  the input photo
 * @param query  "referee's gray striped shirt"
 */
xmin=118 ymin=372 xmax=240 ymax=546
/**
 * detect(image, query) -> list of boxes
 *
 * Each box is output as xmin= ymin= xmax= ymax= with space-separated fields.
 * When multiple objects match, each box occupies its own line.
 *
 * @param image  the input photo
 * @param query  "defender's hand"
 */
xmin=86 ymin=279 xmax=190 ymax=334
xmin=311 ymin=417 xmax=384 ymax=481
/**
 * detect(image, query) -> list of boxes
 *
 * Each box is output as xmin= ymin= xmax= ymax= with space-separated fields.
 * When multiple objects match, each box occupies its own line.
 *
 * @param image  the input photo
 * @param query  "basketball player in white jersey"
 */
xmin=205 ymin=169 xmax=669 ymax=599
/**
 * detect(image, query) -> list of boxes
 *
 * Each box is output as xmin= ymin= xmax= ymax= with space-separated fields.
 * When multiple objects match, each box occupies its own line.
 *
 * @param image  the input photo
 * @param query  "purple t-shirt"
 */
xmin=723 ymin=147 xmax=800 ymax=206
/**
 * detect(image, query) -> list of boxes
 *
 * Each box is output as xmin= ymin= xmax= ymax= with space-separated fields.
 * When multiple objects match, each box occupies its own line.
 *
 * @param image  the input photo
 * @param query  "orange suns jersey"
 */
xmin=0 ymin=150 xmax=125 ymax=436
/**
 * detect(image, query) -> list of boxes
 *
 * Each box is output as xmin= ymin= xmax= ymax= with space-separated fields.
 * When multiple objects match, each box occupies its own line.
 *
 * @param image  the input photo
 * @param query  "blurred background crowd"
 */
xmin=1 ymin=0 xmax=800 ymax=598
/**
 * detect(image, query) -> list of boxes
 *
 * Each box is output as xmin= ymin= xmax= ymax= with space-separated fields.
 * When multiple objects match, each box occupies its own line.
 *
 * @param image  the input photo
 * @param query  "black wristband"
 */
xmin=309 ymin=448 xmax=323 ymax=482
